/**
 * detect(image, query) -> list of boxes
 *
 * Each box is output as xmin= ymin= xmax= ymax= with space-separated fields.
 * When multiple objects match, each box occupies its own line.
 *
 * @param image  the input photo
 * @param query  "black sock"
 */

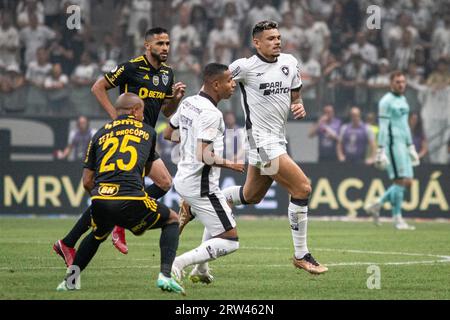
xmin=145 ymin=184 xmax=169 ymax=200
xmin=159 ymin=223 xmax=179 ymax=277
xmin=70 ymin=232 xmax=102 ymax=273
xmin=62 ymin=207 xmax=92 ymax=248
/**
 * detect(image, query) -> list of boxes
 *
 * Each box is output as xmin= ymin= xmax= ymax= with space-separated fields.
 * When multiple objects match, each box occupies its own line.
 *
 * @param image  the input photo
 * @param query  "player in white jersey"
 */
xmin=164 ymin=63 xmax=244 ymax=284
xmin=224 ymin=21 xmax=328 ymax=274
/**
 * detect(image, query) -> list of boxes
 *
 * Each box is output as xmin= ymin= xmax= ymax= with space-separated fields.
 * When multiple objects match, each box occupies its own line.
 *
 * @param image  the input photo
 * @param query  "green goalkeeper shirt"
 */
xmin=378 ymin=91 xmax=412 ymax=148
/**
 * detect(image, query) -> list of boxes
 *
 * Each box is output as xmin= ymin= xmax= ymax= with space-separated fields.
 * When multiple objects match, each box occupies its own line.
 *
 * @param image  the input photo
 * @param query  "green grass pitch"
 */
xmin=1 ymin=217 xmax=449 ymax=300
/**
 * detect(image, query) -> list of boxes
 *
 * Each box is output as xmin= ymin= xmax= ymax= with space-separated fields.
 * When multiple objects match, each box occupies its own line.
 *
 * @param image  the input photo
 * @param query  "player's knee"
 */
xmin=291 ymin=182 xmax=312 ymax=199
xmin=244 ymin=193 xmax=264 ymax=204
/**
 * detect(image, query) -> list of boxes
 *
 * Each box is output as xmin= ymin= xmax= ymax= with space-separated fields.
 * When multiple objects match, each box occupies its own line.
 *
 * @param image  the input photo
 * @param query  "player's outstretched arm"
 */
xmin=197 ymin=141 xmax=245 ymax=173
xmin=91 ymin=77 xmax=117 ymax=120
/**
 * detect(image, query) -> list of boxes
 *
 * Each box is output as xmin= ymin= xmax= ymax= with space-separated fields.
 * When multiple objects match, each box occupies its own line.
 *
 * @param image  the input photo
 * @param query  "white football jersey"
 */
xmin=229 ymin=53 xmax=302 ymax=148
xmin=171 ymin=92 xmax=225 ymax=197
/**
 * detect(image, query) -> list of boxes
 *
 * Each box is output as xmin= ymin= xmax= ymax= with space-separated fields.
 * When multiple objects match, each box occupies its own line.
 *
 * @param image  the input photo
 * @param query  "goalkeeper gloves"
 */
xmin=374 ymin=147 xmax=389 ymax=170
xmin=408 ymin=144 xmax=420 ymax=167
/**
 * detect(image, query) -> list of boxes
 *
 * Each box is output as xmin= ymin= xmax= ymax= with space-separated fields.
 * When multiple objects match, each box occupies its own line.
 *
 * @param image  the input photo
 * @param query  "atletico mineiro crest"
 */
xmin=162 ymin=74 xmax=169 ymax=86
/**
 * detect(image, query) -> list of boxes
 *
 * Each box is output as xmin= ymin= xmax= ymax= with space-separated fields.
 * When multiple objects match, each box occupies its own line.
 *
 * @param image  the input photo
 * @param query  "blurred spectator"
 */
xmin=346 ymin=32 xmax=378 ymax=68
xmin=48 ymin=29 xmax=75 ymax=75
xmin=221 ymin=1 xmax=242 ymax=33
xmin=17 ymin=0 xmax=45 ymax=28
xmin=309 ymin=0 xmax=334 ymax=20
xmin=339 ymin=54 xmax=369 ymax=110
xmin=190 ymin=5 xmax=210 ymax=47
xmin=337 ymin=106 xmax=376 ymax=164
xmin=19 ymin=13 xmax=55 ymax=65
xmin=70 ymin=51 xmax=99 ymax=116
xmin=409 ymin=112 xmax=428 ymax=161
xmin=170 ymin=4 xmax=201 ymax=57
xmin=308 ymin=105 xmax=341 ymax=162
xmin=387 ymin=13 xmax=419 ymax=53
xmin=327 ymin=1 xmax=354 ymax=56
xmin=25 ymin=47 xmax=51 ymax=114
xmin=247 ymin=0 xmax=281 ymax=37
xmin=280 ymin=0 xmax=309 ymax=24
xmin=431 ymin=14 xmax=450 ymax=62
xmin=0 ymin=12 xmax=19 ymax=67
xmin=406 ymin=0 xmax=432 ymax=36
xmin=43 ymin=0 xmax=61 ymax=28
xmin=133 ymin=18 xmax=148 ymax=56
xmin=367 ymin=58 xmax=390 ymax=88
xmin=71 ymin=51 xmax=98 ymax=86
xmin=392 ymin=30 xmax=417 ymax=71
xmin=279 ymin=12 xmax=305 ymax=60
xmin=341 ymin=0 xmax=360 ymax=33
xmin=172 ymin=38 xmax=201 ymax=97
xmin=97 ymin=32 xmax=121 ymax=66
xmin=298 ymin=43 xmax=321 ymax=113
xmin=379 ymin=0 xmax=400 ymax=49
xmin=56 ymin=115 xmax=96 ymax=161
xmin=44 ymin=63 xmax=69 ymax=114
xmin=0 ymin=64 xmax=26 ymax=113
xmin=367 ymin=58 xmax=391 ymax=110
xmin=206 ymin=17 xmax=239 ymax=65
xmin=426 ymin=58 xmax=450 ymax=90
xmin=223 ymin=111 xmax=245 ymax=163
xmin=127 ymin=0 xmax=153 ymax=36
xmin=303 ymin=12 xmax=331 ymax=61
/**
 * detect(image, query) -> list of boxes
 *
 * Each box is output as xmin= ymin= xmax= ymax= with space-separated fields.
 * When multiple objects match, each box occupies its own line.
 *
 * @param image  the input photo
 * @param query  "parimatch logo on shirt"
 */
xmin=259 ymin=82 xmax=290 ymax=96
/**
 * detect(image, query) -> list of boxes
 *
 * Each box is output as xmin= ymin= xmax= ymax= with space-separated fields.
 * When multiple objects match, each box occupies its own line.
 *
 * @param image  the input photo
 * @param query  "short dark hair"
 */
xmin=252 ymin=20 xmax=278 ymax=38
xmin=145 ymin=27 xmax=169 ymax=40
xmin=203 ymin=63 xmax=228 ymax=82
xmin=390 ymin=70 xmax=405 ymax=81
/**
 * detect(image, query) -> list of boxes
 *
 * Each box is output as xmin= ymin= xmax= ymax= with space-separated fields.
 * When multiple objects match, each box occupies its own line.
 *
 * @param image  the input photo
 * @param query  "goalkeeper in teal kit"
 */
xmin=365 ymin=71 xmax=419 ymax=230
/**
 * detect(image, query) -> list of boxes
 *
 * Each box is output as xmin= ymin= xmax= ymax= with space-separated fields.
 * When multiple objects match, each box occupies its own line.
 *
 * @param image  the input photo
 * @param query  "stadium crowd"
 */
xmin=0 ymin=0 xmax=449 ymax=163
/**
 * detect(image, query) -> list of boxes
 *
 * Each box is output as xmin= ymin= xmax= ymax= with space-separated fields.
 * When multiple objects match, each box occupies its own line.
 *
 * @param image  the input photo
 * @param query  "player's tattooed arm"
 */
xmin=198 ymin=141 xmax=245 ymax=173
xmin=82 ymin=168 xmax=95 ymax=195
xmin=291 ymin=89 xmax=306 ymax=120
xmin=161 ymin=82 xmax=187 ymax=117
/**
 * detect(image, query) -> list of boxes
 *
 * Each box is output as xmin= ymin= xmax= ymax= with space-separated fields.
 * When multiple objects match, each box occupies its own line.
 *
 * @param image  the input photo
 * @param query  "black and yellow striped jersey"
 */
xmin=84 ymin=115 xmax=157 ymax=199
xmin=104 ymin=55 xmax=175 ymax=128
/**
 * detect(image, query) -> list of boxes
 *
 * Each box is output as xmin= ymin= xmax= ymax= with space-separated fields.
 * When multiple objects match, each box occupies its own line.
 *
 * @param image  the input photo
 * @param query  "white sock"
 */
xmin=174 ymin=238 xmax=239 ymax=270
xmin=288 ymin=202 xmax=309 ymax=260
xmin=222 ymin=186 xmax=244 ymax=206
xmin=196 ymin=228 xmax=213 ymax=273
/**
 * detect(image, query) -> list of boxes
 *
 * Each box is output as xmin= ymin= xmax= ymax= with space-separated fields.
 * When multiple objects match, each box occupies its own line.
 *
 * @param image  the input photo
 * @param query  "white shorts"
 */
xmin=176 ymin=189 xmax=236 ymax=237
xmin=248 ymin=143 xmax=287 ymax=168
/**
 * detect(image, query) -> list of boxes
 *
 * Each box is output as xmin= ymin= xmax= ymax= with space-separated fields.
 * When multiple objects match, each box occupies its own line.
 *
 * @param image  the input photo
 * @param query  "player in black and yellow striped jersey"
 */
xmin=53 ymin=28 xmax=186 ymax=258
xmin=56 ymin=93 xmax=185 ymax=295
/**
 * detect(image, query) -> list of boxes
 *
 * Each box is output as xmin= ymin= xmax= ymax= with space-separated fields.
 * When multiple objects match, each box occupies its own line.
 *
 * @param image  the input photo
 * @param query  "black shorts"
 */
xmin=90 ymin=196 xmax=171 ymax=241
